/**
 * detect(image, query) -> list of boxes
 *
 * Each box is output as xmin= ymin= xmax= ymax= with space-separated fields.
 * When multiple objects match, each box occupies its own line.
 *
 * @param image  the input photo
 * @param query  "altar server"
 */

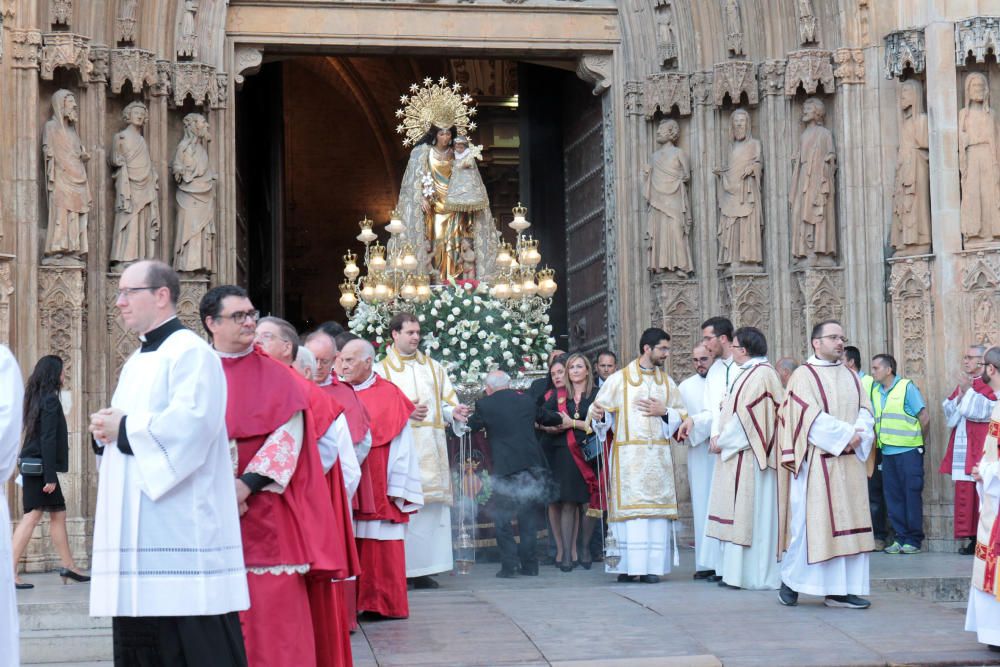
xmin=678 ymin=344 xmax=716 ymax=579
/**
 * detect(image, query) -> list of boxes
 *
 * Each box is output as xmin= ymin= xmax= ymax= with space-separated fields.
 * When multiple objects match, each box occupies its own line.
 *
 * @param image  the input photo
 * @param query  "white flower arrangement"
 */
xmin=348 ymin=282 xmax=554 ymax=385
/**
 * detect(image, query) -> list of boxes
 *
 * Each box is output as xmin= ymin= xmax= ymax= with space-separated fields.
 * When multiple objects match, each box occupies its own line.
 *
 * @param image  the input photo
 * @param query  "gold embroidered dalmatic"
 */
xmin=777 ymin=362 xmax=875 ymax=564
xmin=705 ymin=363 xmax=783 ymax=547
xmin=589 ymin=360 xmax=687 ymax=522
xmin=972 ymin=403 xmax=1000 ymax=596
xmin=375 ymin=346 xmax=457 ymax=504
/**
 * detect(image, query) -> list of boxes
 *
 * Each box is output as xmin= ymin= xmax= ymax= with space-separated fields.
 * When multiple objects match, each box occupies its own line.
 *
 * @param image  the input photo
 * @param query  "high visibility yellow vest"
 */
xmin=871 ymin=378 xmax=923 ymax=448
xmin=860 ymin=373 xmax=874 ymax=396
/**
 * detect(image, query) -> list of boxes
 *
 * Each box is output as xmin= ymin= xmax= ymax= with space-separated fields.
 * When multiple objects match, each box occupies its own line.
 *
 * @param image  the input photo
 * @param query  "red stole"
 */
xmin=940 ymin=377 xmax=996 ymax=476
xmin=352 ymin=375 xmax=414 ymax=525
xmin=558 ymin=387 xmax=603 ymax=510
xmin=320 ymin=378 xmax=377 ymax=515
xmin=222 ymin=347 xmax=344 ymax=575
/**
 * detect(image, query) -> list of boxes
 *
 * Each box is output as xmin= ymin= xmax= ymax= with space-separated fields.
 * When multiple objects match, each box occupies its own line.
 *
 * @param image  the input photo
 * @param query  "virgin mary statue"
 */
xmin=395 ymin=78 xmax=499 ymax=282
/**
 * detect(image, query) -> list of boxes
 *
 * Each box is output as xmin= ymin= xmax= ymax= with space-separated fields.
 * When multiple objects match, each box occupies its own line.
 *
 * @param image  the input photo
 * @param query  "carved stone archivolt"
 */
xmin=833 ymin=48 xmax=864 ymax=86
xmin=712 ymin=61 xmax=758 ymax=107
xmin=40 ymin=32 xmax=92 ymax=84
xmin=956 ymin=16 xmax=1000 ymax=65
xmin=643 ymin=72 xmax=691 ymax=118
xmin=110 ymin=48 xmax=158 ymax=95
xmin=888 ymin=256 xmax=933 ymax=387
xmin=170 ymin=61 xmax=218 ymax=107
xmin=651 ymin=276 xmax=698 ymax=379
xmin=884 ymin=29 xmax=925 ymax=80
xmin=784 ymin=49 xmax=833 ymax=96
xmin=576 ymin=54 xmax=612 ymax=96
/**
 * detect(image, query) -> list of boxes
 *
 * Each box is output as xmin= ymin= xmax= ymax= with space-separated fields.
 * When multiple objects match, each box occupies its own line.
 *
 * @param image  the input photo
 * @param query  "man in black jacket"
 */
xmin=465 ymin=371 xmax=550 ymax=578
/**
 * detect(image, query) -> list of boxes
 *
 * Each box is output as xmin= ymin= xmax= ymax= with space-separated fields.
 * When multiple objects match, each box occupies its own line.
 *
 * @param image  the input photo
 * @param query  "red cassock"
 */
xmin=318 ymin=377 xmax=372 ymax=632
xmin=940 ymin=377 xmax=997 ymax=539
xmin=222 ymin=347 xmax=345 ymax=667
xmin=352 ymin=375 xmax=415 ymax=619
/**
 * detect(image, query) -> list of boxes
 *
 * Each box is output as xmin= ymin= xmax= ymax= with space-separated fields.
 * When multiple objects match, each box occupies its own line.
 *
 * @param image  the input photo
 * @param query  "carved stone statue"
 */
xmin=643 ymin=119 xmax=693 ymax=276
xmin=0 ymin=262 xmax=12 ymax=346
xmin=42 ymin=89 xmax=91 ymax=260
xmin=797 ymin=0 xmax=817 ymax=44
xmin=172 ymin=113 xmax=215 ymax=273
xmin=117 ymin=0 xmax=138 ymax=44
xmin=177 ymin=0 xmax=197 ymax=58
xmin=110 ymin=101 xmax=159 ymax=267
xmin=891 ymin=80 xmax=931 ymax=256
xmin=960 ymin=72 xmax=1000 ymax=247
xmin=656 ymin=2 xmax=678 ymax=67
xmin=790 ymin=97 xmax=837 ymax=265
xmin=715 ymin=109 xmax=763 ymax=269
xmin=724 ymin=0 xmax=744 ymax=56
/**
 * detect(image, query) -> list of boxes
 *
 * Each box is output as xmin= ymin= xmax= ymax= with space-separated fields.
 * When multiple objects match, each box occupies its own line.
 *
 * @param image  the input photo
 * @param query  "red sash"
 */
xmin=560 ymin=388 xmax=603 ymax=510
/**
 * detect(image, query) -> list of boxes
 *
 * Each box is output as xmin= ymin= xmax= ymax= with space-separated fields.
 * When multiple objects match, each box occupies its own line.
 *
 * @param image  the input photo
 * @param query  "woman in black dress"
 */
xmin=11 ymin=355 xmax=89 ymax=589
xmin=538 ymin=353 xmax=598 ymax=571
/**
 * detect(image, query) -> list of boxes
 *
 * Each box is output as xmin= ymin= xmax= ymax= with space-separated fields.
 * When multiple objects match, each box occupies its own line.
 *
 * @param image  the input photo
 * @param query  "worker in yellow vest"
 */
xmin=870 ymin=353 xmax=930 ymax=554
xmin=846 ymin=346 xmax=884 ymax=548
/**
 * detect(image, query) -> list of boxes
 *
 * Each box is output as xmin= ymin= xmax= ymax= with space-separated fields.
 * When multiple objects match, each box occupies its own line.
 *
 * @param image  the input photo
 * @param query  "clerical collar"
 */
xmin=352 ymin=372 xmax=377 ymax=391
xmin=215 ymin=345 xmax=254 ymax=359
xmin=393 ymin=347 xmax=419 ymax=361
xmin=808 ymin=354 xmax=841 ymax=367
xmin=139 ymin=316 xmax=184 ymax=353
xmin=737 ymin=356 xmax=768 ymax=369
xmin=318 ymin=374 xmax=333 ymax=387
xmin=722 ymin=355 xmax=734 ymax=365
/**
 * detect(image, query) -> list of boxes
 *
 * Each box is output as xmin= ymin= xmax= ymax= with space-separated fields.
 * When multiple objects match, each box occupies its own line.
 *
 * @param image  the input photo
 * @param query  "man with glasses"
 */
xmin=942 ymin=344 xmax=996 ymax=555
xmin=678 ymin=343 xmax=717 ymax=579
xmin=89 ymin=261 xmax=249 ymax=665
xmin=589 ymin=327 xmax=687 ymax=584
xmin=777 ymin=319 xmax=876 ymax=610
xmin=200 ymin=285 xmax=345 ymax=666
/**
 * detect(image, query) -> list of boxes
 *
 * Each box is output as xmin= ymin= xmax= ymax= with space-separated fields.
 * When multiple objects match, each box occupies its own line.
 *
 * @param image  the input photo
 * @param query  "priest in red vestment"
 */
xmin=340 ymin=338 xmax=423 ymax=619
xmin=201 ymin=286 xmax=347 ymax=667
xmin=941 ymin=344 xmax=997 ymax=553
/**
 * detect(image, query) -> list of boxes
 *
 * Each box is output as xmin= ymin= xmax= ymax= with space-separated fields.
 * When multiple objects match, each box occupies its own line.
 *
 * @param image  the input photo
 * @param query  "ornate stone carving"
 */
xmin=759 ymin=59 xmax=785 ymax=96
xmin=651 ymin=276 xmax=698 ymax=379
xmin=724 ymin=0 xmax=744 ymax=57
xmin=858 ymin=0 xmax=871 ymax=45
xmin=691 ymin=70 xmax=713 ymax=106
xmin=89 ymin=45 xmax=109 ymax=84
xmin=110 ymin=48 xmax=157 ymax=94
xmin=172 ymin=113 xmax=216 ymax=273
xmin=213 ymin=72 xmax=229 ymax=109
xmin=116 ymin=0 xmax=138 ymax=45
xmin=721 ymin=274 xmax=769 ymax=335
xmin=177 ymin=0 xmax=198 ymax=59
xmin=43 ymin=90 xmax=91 ymax=262
xmin=50 ymin=0 xmax=72 ymax=27
xmin=833 ymin=48 xmax=864 ymax=86
xmin=891 ymin=80 xmax=931 ymax=257
xmin=600 ymin=93 xmax=619 ymax=355
xmin=0 ymin=258 xmax=14 ymax=347
xmin=234 ymin=46 xmax=263 ymax=85
xmin=170 ymin=61 xmax=217 ymax=107
xmin=797 ymin=0 xmax=817 ymax=45
xmin=716 ymin=109 xmax=763 ymax=271
xmin=178 ymin=276 xmax=209 ymax=332
xmin=624 ymin=80 xmax=643 ymax=116
xmin=956 ymin=16 xmax=1000 ymax=65
xmin=644 ymin=119 xmax=692 ymax=277
xmin=959 ymin=72 xmax=1000 ymax=248
xmin=712 ymin=61 xmax=757 ymax=108
xmin=38 ymin=266 xmax=85 ymax=384
xmin=40 ymin=32 xmax=92 ymax=84
xmin=963 ymin=251 xmax=1000 ymax=345
xmin=793 ymin=267 xmax=844 ymax=350
xmin=152 ymin=59 xmax=171 ymax=97
xmin=105 ymin=273 xmax=133 ymax=381
xmin=884 ymin=29 xmax=925 ymax=80
xmin=10 ymin=30 xmax=42 ymax=70
xmin=643 ymin=72 xmax=691 ymax=118
xmin=576 ymin=55 xmax=612 ymax=95
xmin=790 ymin=98 xmax=837 ymax=266
xmin=111 ymin=102 xmax=159 ymax=268
xmin=784 ymin=49 xmax=833 ymax=96
xmin=654 ymin=0 xmax=677 ymax=68
xmin=888 ymin=257 xmax=932 ymax=387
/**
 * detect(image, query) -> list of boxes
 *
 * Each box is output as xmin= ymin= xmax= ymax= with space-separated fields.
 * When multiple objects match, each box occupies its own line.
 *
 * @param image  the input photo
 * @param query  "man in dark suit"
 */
xmin=465 ymin=370 xmax=550 ymax=578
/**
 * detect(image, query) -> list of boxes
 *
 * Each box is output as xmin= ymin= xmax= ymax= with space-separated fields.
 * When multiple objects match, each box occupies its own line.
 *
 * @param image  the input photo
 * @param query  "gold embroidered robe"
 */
xmin=972 ymin=401 xmax=1000 ymax=595
xmin=375 ymin=346 xmax=457 ymax=505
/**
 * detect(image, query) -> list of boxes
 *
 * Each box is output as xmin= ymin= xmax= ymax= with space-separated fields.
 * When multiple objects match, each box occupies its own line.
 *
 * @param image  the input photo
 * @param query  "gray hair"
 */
xmin=969 ymin=343 xmax=987 ymax=356
xmin=294 ymin=346 xmax=317 ymax=376
xmin=258 ymin=316 xmax=300 ymax=362
xmin=485 ymin=370 xmax=511 ymax=391
xmin=345 ymin=339 xmax=375 ymax=362
xmin=986 ymin=346 xmax=1000 ymax=373
xmin=775 ymin=357 xmax=799 ymax=373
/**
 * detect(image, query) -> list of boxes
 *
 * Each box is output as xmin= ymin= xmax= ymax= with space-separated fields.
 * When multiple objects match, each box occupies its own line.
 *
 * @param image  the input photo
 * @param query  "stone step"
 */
xmin=20 ymin=628 xmax=113 ymax=664
xmin=18 ymin=600 xmax=110 ymax=631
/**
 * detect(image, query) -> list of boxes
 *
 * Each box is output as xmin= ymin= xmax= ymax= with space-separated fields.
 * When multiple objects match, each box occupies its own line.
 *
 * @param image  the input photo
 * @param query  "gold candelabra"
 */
xmin=490 ymin=203 xmax=557 ymax=319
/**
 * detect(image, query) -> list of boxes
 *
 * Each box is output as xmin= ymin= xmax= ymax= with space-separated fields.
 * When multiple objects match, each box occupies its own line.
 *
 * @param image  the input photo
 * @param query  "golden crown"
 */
xmin=395 ymin=77 xmax=478 ymax=148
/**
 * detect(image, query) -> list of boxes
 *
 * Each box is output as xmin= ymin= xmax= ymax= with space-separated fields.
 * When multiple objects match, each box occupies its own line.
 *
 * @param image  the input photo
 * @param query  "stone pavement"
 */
xmin=16 ymin=551 xmax=1000 ymax=666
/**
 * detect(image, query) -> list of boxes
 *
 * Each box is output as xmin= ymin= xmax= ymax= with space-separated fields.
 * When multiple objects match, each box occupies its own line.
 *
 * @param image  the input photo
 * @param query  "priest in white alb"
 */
xmin=777 ymin=319 xmax=875 ymax=610
xmin=677 ymin=344 xmax=716 ymax=579
xmin=704 ymin=326 xmax=782 ymax=591
xmin=374 ymin=312 xmax=469 ymax=588
xmin=589 ymin=327 xmax=686 ymax=584
xmin=0 ymin=344 xmax=24 ymax=667
xmin=89 ymin=261 xmax=249 ymax=665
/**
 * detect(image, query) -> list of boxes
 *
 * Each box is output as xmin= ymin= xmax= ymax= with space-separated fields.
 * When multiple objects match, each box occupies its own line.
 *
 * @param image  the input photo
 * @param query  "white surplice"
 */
xmin=91 ymin=327 xmax=249 ymax=617
xmin=967 ymin=453 xmax=1000 ymax=643
xmin=678 ymin=373 xmax=716 ymax=571
xmin=943 ymin=388 xmax=997 ymax=482
xmin=0 ymin=346 xmax=23 ymax=667
xmin=780 ymin=355 xmax=875 ymax=597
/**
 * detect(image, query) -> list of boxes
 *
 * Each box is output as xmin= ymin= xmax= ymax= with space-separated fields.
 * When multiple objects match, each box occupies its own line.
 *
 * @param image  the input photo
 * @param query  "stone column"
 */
xmin=150 ymin=59 xmax=172 ymax=264
xmin=688 ymin=70 xmax=717 ymax=318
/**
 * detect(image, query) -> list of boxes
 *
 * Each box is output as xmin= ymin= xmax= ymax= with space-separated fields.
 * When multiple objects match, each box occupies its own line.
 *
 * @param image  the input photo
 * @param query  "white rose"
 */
xmin=503 ymin=350 xmax=513 ymax=360
xmin=447 ymin=314 xmax=455 ymax=322
xmin=442 ymin=349 xmax=451 ymax=356
xmin=430 ymin=308 xmax=438 ymax=316
xmin=459 ymin=352 xmax=467 ymax=360
xmin=544 ymin=324 xmax=552 ymax=333
xmin=461 ymin=331 xmax=471 ymax=340
xmin=485 ymin=315 xmax=494 ymax=325
xmin=448 ymin=328 xmax=457 ymax=336
xmin=477 ymin=330 xmax=487 ymax=340
xmin=512 ymin=337 xmax=520 ymax=345
xmin=470 ymin=348 xmax=478 ymax=356
xmin=452 ymin=307 xmax=461 ymax=316
xmin=418 ymin=314 xmax=426 ymax=322
xmin=504 ymin=323 xmax=512 ymax=331
xmin=473 ymin=306 xmax=481 ymax=314
xmin=437 ymin=320 xmax=445 ymax=329
xmin=500 ymin=340 xmax=508 ymax=349
xmin=460 ymin=341 xmax=468 ymax=350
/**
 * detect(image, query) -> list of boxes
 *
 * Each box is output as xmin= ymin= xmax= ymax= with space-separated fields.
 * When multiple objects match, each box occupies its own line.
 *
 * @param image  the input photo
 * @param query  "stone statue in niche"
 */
xmin=715 ymin=109 xmax=763 ymax=270
xmin=891 ymin=80 xmax=931 ymax=256
xmin=789 ymin=97 xmax=837 ymax=265
xmin=656 ymin=1 xmax=678 ymax=67
xmin=177 ymin=0 xmax=198 ymax=59
xmin=724 ymin=0 xmax=744 ymax=56
xmin=797 ymin=0 xmax=817 ymax=45
xmin=172 ymin=113 xmax=215 ymax=273
xmin=959 ymin=72 xmax=1000 ymax=247
xmin=117 ymin=0 xmax=138 ymax=44
xmin=110 ymin=101 xmax=160 ymax=268
xmin=42 ymin=89 xmax=91 ymax=260
xmin=643 ymin=119 xmax=693 ymax=277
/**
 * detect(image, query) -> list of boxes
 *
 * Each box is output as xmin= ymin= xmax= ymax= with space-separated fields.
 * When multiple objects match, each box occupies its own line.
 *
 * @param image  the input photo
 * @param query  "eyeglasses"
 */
xmin=116 ymin=286 xmax=162 ymax=300
xmin=218 ymin=309 xmax=260 ymax=324
xmin=816 ymin=335 xmax=849 ymax=343
xmin=255 ymin=331 xmax=285 ymax=343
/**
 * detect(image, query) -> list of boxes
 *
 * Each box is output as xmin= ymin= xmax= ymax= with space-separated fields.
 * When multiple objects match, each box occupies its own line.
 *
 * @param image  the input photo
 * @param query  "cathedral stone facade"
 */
xmin=0 ymin=0 xmax=991 ymax=567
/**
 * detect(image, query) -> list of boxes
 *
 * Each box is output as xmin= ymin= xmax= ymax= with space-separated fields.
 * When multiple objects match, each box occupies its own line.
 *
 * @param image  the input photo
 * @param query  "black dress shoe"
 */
xmin=409 ymin=575 xmax=439 ymax=589
xmin=988 ymin=644 xmax=1000 ymax=652
xmin=520 ymin=562 xmax=539 ymax=576
xmin=693 ymin=569 xmax=715 ymax=580
xmin=718 ymin=580 xmax=740 ymax=589
xmin=960 ymin=540 xmax=977 ymax=556
xmin=639 ymin=574 xmax=660 ymax=584
xmin=579 ymin=559 xmax=593 ymax=570
xmin=14 ymin=581 xmax=33 ymax=590
xmin=707 ymin=574 xmax=723 ymax=583
xmin=496 ymin=568 xmax=518 ymax=579
xmin=778 ymin=582 xmax=798 ymax=607
xmin=617 ymin=574 xmax=636 ymax=583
